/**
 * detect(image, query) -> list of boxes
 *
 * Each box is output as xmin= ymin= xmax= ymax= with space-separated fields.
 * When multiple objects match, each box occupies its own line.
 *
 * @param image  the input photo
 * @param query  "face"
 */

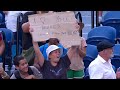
xmin=17 ymin=59 xmax=28 ymax=73
xmin=104 ymin=48 xmax=113 ymax=58
xmin=49 ymin=49 xmax=61 ymax=63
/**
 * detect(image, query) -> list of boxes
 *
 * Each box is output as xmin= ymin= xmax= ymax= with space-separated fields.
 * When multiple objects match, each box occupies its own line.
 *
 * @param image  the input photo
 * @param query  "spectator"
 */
xmin=39 ymin=38 xmax=68 ymax=60
xmin=5 ymin=11 xmax=30 ymax=44
xmin=21 ymin=11 xmax=53 ymax=66
xmin=33 ymin=38 xmax=68 ymax=70
xmin=67 ymin=37 xmax=87 ymax=79
xmin=10 ymin=55 xmax=43 ymax=79
xmin=88 ymin=40 xmax=119 ymax=79
xmin=30 ymin=22 xmax=83 ymax=79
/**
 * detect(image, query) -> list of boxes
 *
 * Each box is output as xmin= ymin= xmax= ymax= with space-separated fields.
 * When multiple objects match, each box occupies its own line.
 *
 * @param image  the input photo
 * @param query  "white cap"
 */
xmin=46 ymin=45 xmax=62 ymax=60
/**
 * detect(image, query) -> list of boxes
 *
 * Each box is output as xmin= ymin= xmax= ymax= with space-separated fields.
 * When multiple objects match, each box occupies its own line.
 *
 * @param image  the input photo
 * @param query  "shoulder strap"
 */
xmin=14 ymin=67 xmax=34 ymax=79
xmin=28 ymin=66 xmax=34 ymax=75
xmin=14 ymin=70 xmax=23 ymax=79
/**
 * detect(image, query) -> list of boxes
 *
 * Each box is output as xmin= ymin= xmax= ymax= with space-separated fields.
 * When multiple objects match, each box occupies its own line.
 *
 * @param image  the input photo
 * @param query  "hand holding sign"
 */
xmin=29 ymin=11 xmax=82 ymax=48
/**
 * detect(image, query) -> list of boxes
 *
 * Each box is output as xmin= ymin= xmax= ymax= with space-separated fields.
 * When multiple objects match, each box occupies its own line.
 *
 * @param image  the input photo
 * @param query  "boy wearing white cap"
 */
xmin=30 ymin=29 xmax=84 ymax=79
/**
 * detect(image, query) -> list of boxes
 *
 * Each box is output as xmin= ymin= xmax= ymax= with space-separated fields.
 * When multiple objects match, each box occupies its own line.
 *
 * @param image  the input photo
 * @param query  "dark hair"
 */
xmin=48 ymin=38 xmax=59 ymax=45
xmin=13 ymin=55 xmax=25 ymax=66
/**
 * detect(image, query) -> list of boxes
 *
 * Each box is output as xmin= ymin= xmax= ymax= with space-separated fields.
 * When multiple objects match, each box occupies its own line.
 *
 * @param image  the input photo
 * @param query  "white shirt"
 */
xmin=88 ymin=55 xmax=116 ymax=79
xmin=6 ymin=11 xmax=30 ymax=32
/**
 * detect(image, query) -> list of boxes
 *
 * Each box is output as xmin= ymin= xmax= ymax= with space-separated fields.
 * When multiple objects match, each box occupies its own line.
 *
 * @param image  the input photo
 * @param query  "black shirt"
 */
xmin=40 ymin=55 xmax=71 ymax=79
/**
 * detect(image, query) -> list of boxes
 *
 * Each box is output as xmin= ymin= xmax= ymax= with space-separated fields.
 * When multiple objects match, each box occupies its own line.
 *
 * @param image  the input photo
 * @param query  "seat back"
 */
xmin=102 ymin=11 xmax=120 ymax=38
xmin=86 ymin=44 xmax=98 ymax=59
xmin=113 ymin=44 xmax=120 ymax=57
xmin=87 ymin=26 xmax=116 ymax=45
xmin=111 ymin=57 xmax=120 ymax=70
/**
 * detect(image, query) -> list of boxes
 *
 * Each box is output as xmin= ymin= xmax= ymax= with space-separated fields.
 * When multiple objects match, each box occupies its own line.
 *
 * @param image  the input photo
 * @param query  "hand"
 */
xmin=29 ymin=27 xmax=34 ymax=35
xmin=78 ymin=22 xmax=84 ymax=30
xmin=74 ymin=22 xmax=80 ymax=31
xmin=24 ymin=75 xmax=36 ymax=79
xmin=0 ymin=67 xmax=5 ymax=76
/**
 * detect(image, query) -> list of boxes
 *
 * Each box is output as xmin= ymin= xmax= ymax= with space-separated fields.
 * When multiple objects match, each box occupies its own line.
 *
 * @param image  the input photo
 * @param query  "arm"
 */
xmin=78 ymin=38 xmax=87 ymax=58
xmin=30 ymin=28 xmax=45 ymax=67
xmin=0 ymin=67 xmax=10 ymax=79
xmin=0 ymin=40 xmax=5 ymax=55
xmin=32 ymin=40 xmax=45 ymax=67
xmin=30 ymin=66 xmax=43 ymax=79
xmin=22 ymin=22 xmax=30 ymax=33
xmin=67 ymin=46 xmax=78 ymax=61
xmin=78 ymin=46 xmax=86 ymax=58
xmin=1 ymin=72 xmax=10 ymax=79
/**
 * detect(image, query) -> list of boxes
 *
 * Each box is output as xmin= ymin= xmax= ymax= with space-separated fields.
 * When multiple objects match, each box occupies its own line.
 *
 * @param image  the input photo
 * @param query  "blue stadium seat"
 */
xmin=85 ymin=44 xmax=98 ymax=60
xmin=111 ymin=57 xmax=120 ymax=70
xmin=87 ymin=26 xmax=116 ymax=45
xmin=83 ymin=44 xmax=98 ymax=72
xmin=113 ymin=44 xmax=120 ymax=57
xmin=101 ymin=11 xmax=120 ymax=39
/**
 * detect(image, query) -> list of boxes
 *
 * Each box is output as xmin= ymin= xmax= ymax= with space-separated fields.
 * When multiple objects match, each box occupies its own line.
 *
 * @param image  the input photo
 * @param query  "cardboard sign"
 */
xmin=28 ymin=12 xmax=81 ymax=48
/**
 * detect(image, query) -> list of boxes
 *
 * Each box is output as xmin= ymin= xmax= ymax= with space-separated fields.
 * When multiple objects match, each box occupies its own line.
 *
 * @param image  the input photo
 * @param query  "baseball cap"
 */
xmin=97 ymin=40 xmax=114 ymax=52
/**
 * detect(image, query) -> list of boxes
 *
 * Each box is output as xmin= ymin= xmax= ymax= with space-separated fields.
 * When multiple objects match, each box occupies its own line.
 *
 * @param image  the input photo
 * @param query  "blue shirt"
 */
xmin=39 ymin=43 xmax=68 ymax=60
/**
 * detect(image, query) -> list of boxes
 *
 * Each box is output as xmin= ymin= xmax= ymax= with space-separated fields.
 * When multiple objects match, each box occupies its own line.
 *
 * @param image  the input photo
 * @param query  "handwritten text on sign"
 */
xmin=28 ymin=12 xmax=81 ymax=48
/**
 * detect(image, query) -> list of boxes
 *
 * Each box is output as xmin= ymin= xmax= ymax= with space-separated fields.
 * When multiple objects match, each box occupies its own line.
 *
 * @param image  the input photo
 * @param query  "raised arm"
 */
xmin=22 ymin=22 xmax=30 ymax=33
xmin=30 ymin=28 xmax=45 ymax=67
xmin=78 ymin=46 xmax=86 ymax=58
xmin=78 ymin=37 xmax=87 ymax=58
xmin=67 ymin=46 xmax=78 ymax=61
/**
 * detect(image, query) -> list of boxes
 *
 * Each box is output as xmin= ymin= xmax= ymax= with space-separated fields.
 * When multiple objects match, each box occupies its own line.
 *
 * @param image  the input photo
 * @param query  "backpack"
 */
xmin=14 ymin=66 xmax=34 ymax=79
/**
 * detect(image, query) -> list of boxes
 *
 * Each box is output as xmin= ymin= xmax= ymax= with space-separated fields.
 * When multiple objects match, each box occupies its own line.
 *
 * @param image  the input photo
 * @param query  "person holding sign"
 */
xmin=21 ymin=11 xmax=52 ymax=66
xmin=33 ymin=38 xmax=68 ymax=71
xmin=67 ymin=37 xmax=87 ymax=79
xmin=29 ymin=25 xmax=86 ymax=79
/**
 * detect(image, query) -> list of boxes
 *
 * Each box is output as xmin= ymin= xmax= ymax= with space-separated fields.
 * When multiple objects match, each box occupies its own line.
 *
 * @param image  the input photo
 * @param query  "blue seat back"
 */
xmin=87 ymin=26 xmax=116 ymax=45
xmin=113 ymin=44 xmax=120 ymax=57
xmin=0 ymin=28 xmax=14 ymax=43
xmin=111 ymin=57 xmax=120 ymax=69
xmin=102 ymin=11 xmax=120 ymax=22
xmin=86 ymin=44 xmax=98 ymax=60
xmin=102 ymin=11 xmax=120 ymax=38
xmin=83 ymin=44 xmax=98 ymax=72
